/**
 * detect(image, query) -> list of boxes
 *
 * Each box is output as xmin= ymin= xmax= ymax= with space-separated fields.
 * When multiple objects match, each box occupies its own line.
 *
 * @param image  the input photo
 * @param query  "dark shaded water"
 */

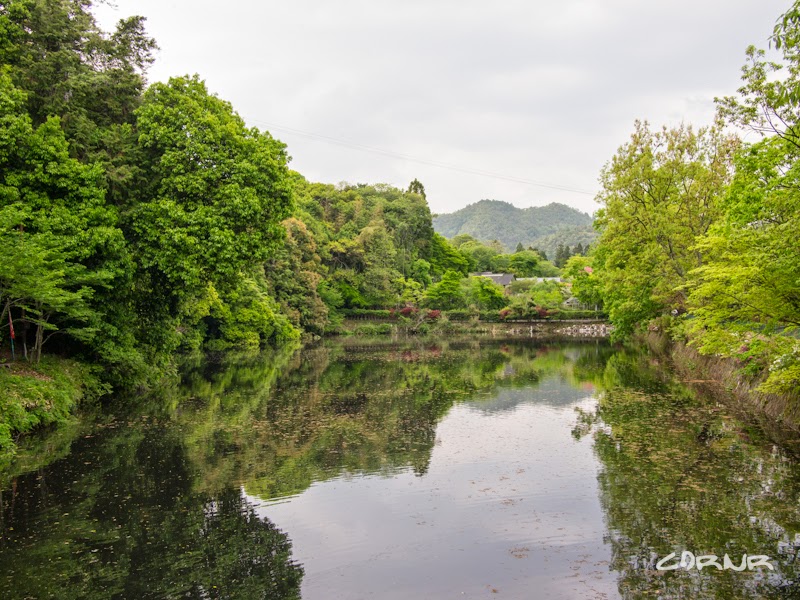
xmin=1 ymin=339 xmax=800 ymax=599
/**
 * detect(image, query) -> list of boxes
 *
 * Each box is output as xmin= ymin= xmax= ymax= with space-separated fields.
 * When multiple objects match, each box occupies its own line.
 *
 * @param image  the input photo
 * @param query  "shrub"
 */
xmin=444 ymin=309 xmax=471 ymax=321
xmin=351 ymin=323 xmax=394 ymax=335
xmin=342 ymin=309 xmax=394 ymax=319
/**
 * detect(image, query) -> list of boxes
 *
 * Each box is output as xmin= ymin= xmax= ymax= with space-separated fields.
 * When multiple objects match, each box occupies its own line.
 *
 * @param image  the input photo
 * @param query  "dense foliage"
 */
xmin=583 ymin=2 xmax=800 ymax=397
xmin=0 ymin=3 xmax=460 ymax=361
xmin=0 ymin=0 xmax=592 ymax=451
xmin=0 ymin=1 xmax=447 ymax=451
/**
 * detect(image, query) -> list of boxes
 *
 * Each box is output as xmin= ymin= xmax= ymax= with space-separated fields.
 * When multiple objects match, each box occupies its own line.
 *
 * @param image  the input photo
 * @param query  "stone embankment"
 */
xmin=483 ymin=320 xmax=612 ymax=339
xmin=552 ymin=322 xmax=613 ymax=338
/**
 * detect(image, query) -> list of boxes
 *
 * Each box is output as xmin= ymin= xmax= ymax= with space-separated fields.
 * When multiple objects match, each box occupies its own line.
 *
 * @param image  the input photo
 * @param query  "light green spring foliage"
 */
xmin=505 ymin=280 xmax=566 ymax=317
xmin=588 ymin=2 xmax=800 ymax=395
xmin=423 ymin=270 xmax=466 ymax=310
xmin=449 ymin=233 xmax=558 ymax=276
xmin=685 ymin=4 xmax=800 ymax=394
xmin=289 ymin=178 xmax=445 ymax=312
xmin=592 ymin=121 xmax=737 ymax=339
xmin=562 ymin=255 xmax=602 ymax=308
xmin=128 ymin=75 xmax=295 ymax=353
xmin=463 ymin=276 xmax=507 ymax=310
xmin=508 ymin=250 xmax=541 ymax=277
xmin=0 ymin=71 xmax=124 ymax=363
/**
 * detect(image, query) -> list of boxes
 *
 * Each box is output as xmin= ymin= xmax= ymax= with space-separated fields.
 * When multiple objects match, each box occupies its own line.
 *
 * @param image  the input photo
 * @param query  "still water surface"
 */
xmin=1 ymin=339 xmax=799 ymax=599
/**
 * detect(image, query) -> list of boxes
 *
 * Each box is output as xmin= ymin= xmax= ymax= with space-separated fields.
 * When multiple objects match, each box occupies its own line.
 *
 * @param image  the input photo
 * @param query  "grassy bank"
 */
xmin=0 ymin=357 xmax=107 ymax=458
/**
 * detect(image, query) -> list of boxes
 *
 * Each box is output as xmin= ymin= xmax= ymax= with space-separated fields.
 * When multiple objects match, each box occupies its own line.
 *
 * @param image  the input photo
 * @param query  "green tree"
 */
xmin=127 ymin=75 xmax=293 ymax=353
xmin=562 ymin=255 xmax=602 ymax=308
xmin=0 ymin=0 xmax=157 ymax=166
xmin=407 ymin=178 xmax=426 ymax=199
xmin=410 ymin=258 xmax=432 ymax=287
xmin=429 ymin=233 xmax=470 ymax=276
xmin=424 ymin=270 xmax=466 ymax=309
xmin=450 ymin=233 xmax=478 ymax=248
xmin=0 ymin=72 xmax=128 ymax=365
xmin=593 ymin=120 xmax=737 ymax=337
xmin=687 ymin=4 xmax=800 ymax=393
xmin=528 ymin=281 xmax=565 ymax=310
xmin=553 ymin=243 xmax=571 ymax=267
xmin=465 ymin=276 xmax=507 ymax=310
xmin=265 ymin=218 xmax=328 ymax=335
xmin=508 ymin=250 xmax=541 ymax=277
xmin=459 ymin=240 xmax=500 ymax=272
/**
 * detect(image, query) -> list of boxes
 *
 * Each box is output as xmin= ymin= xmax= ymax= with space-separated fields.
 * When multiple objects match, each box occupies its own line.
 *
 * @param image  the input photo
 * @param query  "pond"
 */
xmin=1 ymin=338 xmax=799 ymax=599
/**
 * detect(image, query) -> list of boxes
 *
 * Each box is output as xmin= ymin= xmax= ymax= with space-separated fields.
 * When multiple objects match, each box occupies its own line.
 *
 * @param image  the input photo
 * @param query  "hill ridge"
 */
xmin=432 ymin=200 xmax=595 ymax=257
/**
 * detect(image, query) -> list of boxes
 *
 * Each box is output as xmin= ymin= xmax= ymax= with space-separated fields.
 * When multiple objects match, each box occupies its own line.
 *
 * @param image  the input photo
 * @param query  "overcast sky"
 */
xmin=96 ymin=0 xmax=786 ymax=215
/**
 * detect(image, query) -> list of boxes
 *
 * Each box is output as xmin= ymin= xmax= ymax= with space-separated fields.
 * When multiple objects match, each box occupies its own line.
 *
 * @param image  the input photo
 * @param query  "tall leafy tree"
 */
xmin=128 ymin=75 xmax=294 ymax=354
xmin=594 ymin=121 xmax=737 ymax=337
xmin=424 ymin=270 xmax=466 ymax=309
xmin=265 ymin=217 xmax=328 ymax=334
xmin=407 ymin=178 xmax=426 ymax=199
xmin=0 ymin=0 xmax=157 ymax=209
xmin=508 ymin=250 xmax=541 ymax=277
xmin=687 ymin=3 xmax=800 ymax=393
xmin=426 ymin=233 xmax=470 ymax=276
xmin=562 ymin=255 xmax=602 ymax=308
xmin=466 ymin=276 xmax=507 ymax=310
xmin=0 ymin=71 xmax=128 ymax=365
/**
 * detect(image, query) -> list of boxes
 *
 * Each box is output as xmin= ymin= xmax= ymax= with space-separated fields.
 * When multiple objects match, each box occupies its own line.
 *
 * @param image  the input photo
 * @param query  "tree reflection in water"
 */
xmin=3 ymin=339 xmax=800 ymax=598
xmin=577 ymin=351 xmax=800 ymax=599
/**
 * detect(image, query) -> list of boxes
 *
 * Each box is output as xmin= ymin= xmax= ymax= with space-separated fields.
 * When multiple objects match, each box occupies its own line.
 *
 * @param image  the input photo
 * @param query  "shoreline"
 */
xmin=335 ymin=318 xmax=612 ymax=339
xmin=641 ymin=330 xmax=800 ymax=451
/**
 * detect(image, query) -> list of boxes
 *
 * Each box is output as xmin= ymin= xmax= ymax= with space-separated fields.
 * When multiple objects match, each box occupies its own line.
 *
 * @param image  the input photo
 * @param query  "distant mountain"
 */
xmin=433 ymin=200 xmax=596 ymax=257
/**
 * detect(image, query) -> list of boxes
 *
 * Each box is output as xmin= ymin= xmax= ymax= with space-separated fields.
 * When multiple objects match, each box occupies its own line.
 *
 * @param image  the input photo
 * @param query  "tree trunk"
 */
xmin=35 ymin=321 xmax=43 ymax=364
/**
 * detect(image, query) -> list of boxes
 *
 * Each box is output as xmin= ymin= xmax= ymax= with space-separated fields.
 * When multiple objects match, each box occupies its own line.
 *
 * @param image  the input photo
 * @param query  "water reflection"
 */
xmin=169 ymin=340 xmax=614 ymax=501
xmin=0 ymin=339 xmax=799 ymax=598
xmin=577 ymin=351 xmax=800 ymax=599
xmin=237 ymin=340 xmax=622 ymax=598
xmin=0 ymin=425 xmax=303 ymax=599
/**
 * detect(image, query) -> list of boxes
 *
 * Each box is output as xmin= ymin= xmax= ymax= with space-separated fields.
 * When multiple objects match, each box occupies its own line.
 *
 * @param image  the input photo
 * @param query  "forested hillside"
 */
xmin=432 ymin=199 xmax=595 ymax=256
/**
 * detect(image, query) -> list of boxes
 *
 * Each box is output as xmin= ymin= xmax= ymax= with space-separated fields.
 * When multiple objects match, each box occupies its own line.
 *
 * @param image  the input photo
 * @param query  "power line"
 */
xmin=243 ymin=116 xmax=596 ymax=197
